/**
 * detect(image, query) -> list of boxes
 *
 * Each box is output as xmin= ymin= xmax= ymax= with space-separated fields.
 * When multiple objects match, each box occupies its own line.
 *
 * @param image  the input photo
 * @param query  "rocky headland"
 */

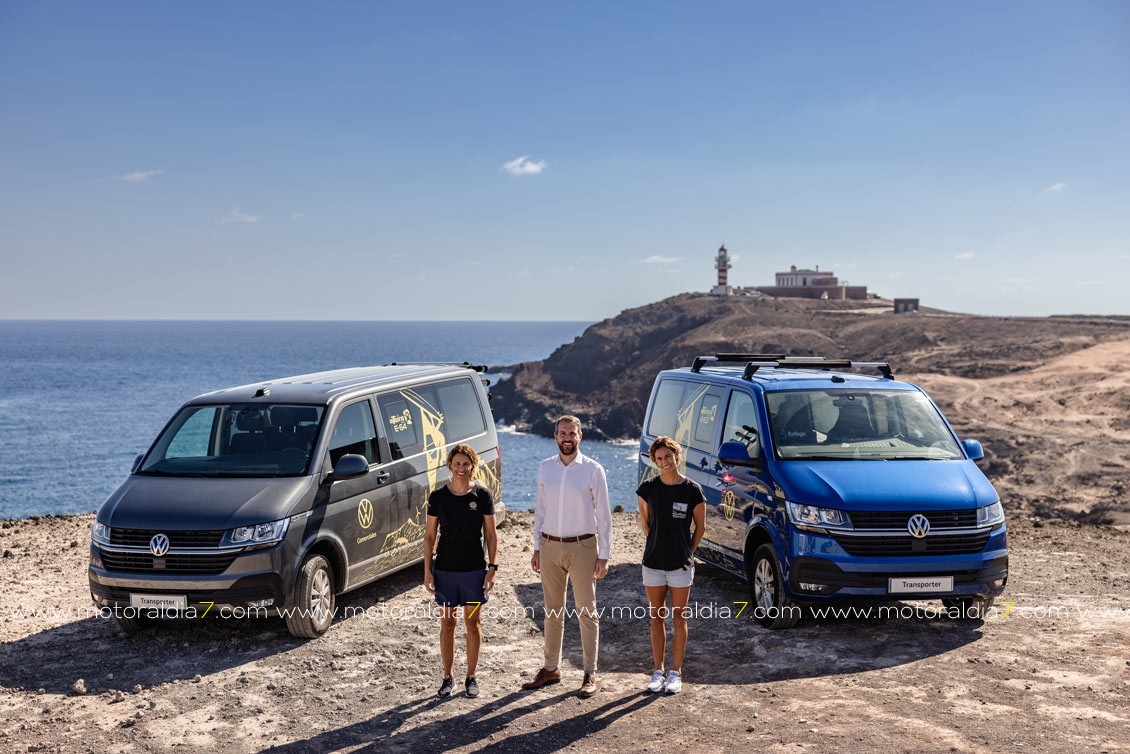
xmin=493 ymin=293 xmax=1130 ymax=523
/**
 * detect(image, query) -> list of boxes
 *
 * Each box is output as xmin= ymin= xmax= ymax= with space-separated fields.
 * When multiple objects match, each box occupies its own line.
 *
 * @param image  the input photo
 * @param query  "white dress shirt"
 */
xmin=532 ymin=452 xmax=614 ymax=560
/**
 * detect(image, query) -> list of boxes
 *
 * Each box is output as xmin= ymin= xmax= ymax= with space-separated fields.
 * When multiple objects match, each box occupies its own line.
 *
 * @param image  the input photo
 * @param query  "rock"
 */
xmin=71 ymin=679 xmax=87 ymax=695
xmin=111 ymin=690 xmax=126 ymax=704
xmin=132 ymin=685 xmax=143 ymax=694
xmin=192 ymin=675 xmax=202 ymax=683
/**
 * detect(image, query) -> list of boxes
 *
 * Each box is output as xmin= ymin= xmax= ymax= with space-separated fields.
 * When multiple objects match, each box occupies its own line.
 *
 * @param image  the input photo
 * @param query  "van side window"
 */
xmin=647 ymin=379 xmax=687 ymax=438
xmin=329 ymin=401 xmax=380 ymax=466
xmin=721 ymin=391 xmax=759 ymax=449
xmin=377 ymin=387 xmax=442 ymax=460
xmin=435 ymin=379 xmax=486 ymax=441
xmin=691 ymin=389 xmax=724 ymax=450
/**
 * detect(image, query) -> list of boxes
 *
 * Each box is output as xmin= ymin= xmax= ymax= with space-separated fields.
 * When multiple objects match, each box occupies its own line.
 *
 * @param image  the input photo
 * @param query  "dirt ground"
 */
xmin=2 ymin=339 xmax=1129 ymax=754
xmin=1 ymin=508 xmax=1128 ymax=754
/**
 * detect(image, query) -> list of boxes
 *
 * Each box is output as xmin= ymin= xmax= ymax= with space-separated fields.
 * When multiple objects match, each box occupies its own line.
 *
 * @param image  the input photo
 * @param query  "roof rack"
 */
xmin=689 ymin=354 xmax=893 ymax=380
xmin=690 ymin=354 xmax=787 ymax=373
xmin=385 ymin=361 xmax=488 ymax=373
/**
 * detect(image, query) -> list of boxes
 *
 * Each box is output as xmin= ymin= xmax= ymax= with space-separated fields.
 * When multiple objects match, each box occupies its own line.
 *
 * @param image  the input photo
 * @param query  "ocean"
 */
xmin=0 ymin=321 xmax=641 ymax=520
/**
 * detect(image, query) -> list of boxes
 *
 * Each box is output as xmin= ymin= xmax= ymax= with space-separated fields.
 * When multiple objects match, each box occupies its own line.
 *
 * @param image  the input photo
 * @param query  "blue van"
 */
xmin=639 ymin=355 xmax=1007 ymax=628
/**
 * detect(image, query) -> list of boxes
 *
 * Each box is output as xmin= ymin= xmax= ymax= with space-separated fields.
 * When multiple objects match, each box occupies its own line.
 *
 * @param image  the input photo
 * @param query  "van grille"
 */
xmin=832 ymin=531 xmax=991 ymax=557
xmin=110 ymin=529 xmax=225 ymax=548
xmin=99 ymin=551 xmax=238 ymax=575
xmin=849 ymin=510 xmax=978 ymax=530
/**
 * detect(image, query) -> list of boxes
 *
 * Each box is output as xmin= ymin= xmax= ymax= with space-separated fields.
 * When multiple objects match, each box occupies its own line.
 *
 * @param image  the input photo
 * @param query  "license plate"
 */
xmin=129 ymin=593 xmax=187 ymax=610
xmin=888 ymin=576 xmax=954 ymax=594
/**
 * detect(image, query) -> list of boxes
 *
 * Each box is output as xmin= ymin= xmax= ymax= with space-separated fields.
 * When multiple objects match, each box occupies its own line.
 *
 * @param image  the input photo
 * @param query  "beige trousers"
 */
xmin=539 ymin=536 xmax=599 ymax=674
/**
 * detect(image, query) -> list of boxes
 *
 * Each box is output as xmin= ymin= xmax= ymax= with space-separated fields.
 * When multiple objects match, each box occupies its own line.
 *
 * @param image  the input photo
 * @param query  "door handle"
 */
xmin=375 ymin=471 xmax=391 ymax=484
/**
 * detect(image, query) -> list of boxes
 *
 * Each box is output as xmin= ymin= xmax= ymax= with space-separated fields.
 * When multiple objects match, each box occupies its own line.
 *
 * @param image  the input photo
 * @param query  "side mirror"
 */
xmin=131 ymin=453 xmax=145 ymax=473
xmin=719 ymin=441 xmax=760 ymax=469
xmin=329 ymin=454 xmax=370 ymax=481
xmin=962 ymin=439 xmax=984 ymax=461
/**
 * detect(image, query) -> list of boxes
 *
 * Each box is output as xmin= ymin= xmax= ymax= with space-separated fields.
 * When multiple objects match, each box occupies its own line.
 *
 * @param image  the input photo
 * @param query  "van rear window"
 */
xmin=647 ymin=380 xmax=687 ymax=438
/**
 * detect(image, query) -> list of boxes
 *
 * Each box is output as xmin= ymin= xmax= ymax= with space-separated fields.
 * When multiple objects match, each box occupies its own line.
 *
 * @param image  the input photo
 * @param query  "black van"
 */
xmin=89 ymin=363 xmax=503 ymax=638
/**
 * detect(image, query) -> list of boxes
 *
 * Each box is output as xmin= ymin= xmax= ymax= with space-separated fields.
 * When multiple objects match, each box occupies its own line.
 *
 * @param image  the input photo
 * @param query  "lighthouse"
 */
xmin=711 ymin=244 xmax=732 ymax=296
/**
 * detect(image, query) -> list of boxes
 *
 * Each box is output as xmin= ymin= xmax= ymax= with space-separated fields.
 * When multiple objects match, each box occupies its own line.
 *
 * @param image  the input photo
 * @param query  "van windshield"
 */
xmin=765 ymin=389 xmax=963 ymax=461
xmin=139 ymin=404 xmax=325 ymax=477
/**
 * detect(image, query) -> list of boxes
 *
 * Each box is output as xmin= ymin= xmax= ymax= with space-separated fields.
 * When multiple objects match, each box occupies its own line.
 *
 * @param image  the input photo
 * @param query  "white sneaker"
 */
xmin=645 ymin=669 xmax=666 ymax=693
xmin=664 ymin=670 xmax=683 ymax=694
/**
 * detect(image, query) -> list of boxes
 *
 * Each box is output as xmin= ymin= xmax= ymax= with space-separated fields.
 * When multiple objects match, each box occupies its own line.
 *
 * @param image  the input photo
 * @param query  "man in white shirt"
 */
xmin=521 ymin=415 xmax=613 ymax=698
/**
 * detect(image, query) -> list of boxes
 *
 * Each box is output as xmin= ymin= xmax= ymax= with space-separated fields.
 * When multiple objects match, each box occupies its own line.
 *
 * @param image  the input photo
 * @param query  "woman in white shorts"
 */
xmin=636 ymin=436 xmax=705 ymax=694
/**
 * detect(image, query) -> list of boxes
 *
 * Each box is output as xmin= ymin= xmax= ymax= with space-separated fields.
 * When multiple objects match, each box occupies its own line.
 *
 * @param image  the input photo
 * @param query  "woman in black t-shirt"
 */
xmin=636 ymin=436 xmax=705 ymax=695
xmin=423 ymin=444 xmax=498 ymax=699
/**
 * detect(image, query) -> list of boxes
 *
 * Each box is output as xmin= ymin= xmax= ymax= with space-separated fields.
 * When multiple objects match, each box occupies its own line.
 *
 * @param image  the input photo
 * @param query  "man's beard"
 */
xmin=557 ymin=440 xmax=577 ymax=456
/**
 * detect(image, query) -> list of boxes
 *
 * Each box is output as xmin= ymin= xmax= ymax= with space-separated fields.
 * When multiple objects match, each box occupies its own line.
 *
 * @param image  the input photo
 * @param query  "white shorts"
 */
xmin=642 ymin=564 xmax=694 ymax=589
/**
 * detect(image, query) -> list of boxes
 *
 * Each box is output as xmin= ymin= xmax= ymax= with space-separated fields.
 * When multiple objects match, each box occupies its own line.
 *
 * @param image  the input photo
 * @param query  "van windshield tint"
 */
xmin=139 ymin=404 xmax=325 ymax=477
xmin=766 ymin=390 xmax=962 ymax=460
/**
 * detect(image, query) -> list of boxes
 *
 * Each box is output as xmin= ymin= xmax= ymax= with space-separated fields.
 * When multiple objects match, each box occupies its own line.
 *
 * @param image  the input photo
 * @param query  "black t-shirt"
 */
xmin=427 ymin=484 xmax=495 ymax=572
xmin=636 ymin=476 xmax=705 ymax=571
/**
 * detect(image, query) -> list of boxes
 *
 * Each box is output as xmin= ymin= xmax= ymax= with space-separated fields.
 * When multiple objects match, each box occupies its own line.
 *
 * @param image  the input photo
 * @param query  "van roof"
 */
xmin=186 ymin=363 xmax=485 ymax=406
xmin=668 ymin=354 xmax=909 ymax=390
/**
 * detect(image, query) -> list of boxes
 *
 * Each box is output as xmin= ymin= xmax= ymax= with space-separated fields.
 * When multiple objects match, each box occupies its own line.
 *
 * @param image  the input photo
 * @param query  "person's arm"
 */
xmin=482 ymin=514 xmax=498 ymax=593
xmin=531 ymin=465 xmax=546 ymax=573
xmin=637 ymin=496 xmax=650 ymax=535
xmin=423 ymin=514 xmax=440 ymax=593
xmin=690 ymin=502 xmax=706 ymax=553
xmin=593 ymin=464 xmax=612 ymax=579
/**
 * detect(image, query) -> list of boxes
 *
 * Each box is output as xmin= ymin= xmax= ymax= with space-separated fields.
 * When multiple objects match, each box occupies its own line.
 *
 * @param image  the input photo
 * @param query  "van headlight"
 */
xmin=223 ymin=518 xmax=290 ymax=547
xmin=91 ymin=521 xmax=112 ymax=546
xmin=977 ymin=501 xmax=1005 ymax=527
xmin=786 ymin=502 xmax=852 ymax=533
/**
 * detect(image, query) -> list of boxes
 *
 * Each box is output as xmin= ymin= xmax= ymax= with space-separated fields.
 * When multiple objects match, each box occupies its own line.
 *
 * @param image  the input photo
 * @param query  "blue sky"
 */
xmin=1 ymin=1 xmax=1127 ymax=320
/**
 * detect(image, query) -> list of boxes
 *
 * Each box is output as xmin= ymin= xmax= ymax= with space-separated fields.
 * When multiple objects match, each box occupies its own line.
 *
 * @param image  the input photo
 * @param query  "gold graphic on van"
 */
xmin=721 ymin=490 xmax=739 ymax=521
xmin=389 ymin=408 xmax=414 ymax=434
xmin=375 ymin=389 xmax=447 ymax=564
xmin=358 ymin=498 xmax=374 ymax=529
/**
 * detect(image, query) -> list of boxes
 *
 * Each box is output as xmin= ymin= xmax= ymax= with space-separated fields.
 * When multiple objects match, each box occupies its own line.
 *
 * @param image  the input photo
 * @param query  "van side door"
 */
xmin=372 ymin=385 xmax=446 ymax=576
xmin=323 ymin=398 xmax=390 ymax=588
xmin=709 ymin=389 xmax=775 ymax=559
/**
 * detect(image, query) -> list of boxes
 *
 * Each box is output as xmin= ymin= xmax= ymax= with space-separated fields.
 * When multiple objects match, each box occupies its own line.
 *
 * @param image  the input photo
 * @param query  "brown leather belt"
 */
xmin=541 ymin=532 xmax=595 ymax=543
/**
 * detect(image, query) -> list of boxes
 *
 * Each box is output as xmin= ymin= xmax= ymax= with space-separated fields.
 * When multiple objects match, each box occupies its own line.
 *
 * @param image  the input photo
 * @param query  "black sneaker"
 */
xmin=465 ymin=676 xmax=480 ymax=698
xmin=437 ymin=677 xmax=454 ymax=697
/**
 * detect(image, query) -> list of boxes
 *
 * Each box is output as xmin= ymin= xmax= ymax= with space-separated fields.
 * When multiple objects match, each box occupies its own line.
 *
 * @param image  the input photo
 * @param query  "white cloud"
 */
xmin=220 ymin=207 xmax=262 ymax=224
xmin=1043 ymin=182 xmax=1066 ymax=194
xmin=501 ymin=155 xmax=546 ymax=176
xmin=1074 ymin=280 xmax=1107 ymax=287
xmin=885 ymin=271 xmax=907 ymax=279
xmin=114 ymin=170 xmax=164 ymax=183
xmin=954 ymin=252 xmax=976 ymax=260
xmin=290 ymin=212 xmax=304 ymax=220
xmin=640 ymin=255 xmax=683 ymax=264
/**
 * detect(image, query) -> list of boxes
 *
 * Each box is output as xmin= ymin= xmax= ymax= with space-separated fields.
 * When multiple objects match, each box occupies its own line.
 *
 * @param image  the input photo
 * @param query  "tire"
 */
xmin=942 ymin=595 xmax=995 ymax=620
xmin=749 ymin=544 xmax=801 ymax=630
xmin=285 ymin=554 xmax=336 ymax=639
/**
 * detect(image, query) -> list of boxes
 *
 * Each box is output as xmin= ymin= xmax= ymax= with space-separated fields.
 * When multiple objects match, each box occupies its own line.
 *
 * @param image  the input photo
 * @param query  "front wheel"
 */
xmin=749 ymin=544 xmax=801 ymax=630
xmin=942 ymin=595 xmax=995 ymax=620
xmin=285 ymin=554 xmax=336 ymax=639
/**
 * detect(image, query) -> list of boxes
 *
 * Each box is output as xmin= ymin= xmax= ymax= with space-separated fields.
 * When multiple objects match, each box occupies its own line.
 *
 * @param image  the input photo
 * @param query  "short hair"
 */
xmin=554 ymin=415 xmax=582 ymax=433
xmin=446 ymin=443 xmax=479 ymax=469
xmin=649 ymin=435 xmax=682 ymax=462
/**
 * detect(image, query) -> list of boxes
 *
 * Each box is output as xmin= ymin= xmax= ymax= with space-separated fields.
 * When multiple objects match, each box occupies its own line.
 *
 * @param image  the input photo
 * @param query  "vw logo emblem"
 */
xmin=149 ymin=533 xmax=171 ymax=557
xmin=357 ymin=499 xmax=374 ymax=530
xmin=907 ymin=514 xmax=931 ymax=539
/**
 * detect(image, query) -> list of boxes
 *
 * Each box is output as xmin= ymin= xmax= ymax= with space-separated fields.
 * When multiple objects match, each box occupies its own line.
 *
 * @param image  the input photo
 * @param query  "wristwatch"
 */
xmin=488 ymin=563 xmax=499 ymax=571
